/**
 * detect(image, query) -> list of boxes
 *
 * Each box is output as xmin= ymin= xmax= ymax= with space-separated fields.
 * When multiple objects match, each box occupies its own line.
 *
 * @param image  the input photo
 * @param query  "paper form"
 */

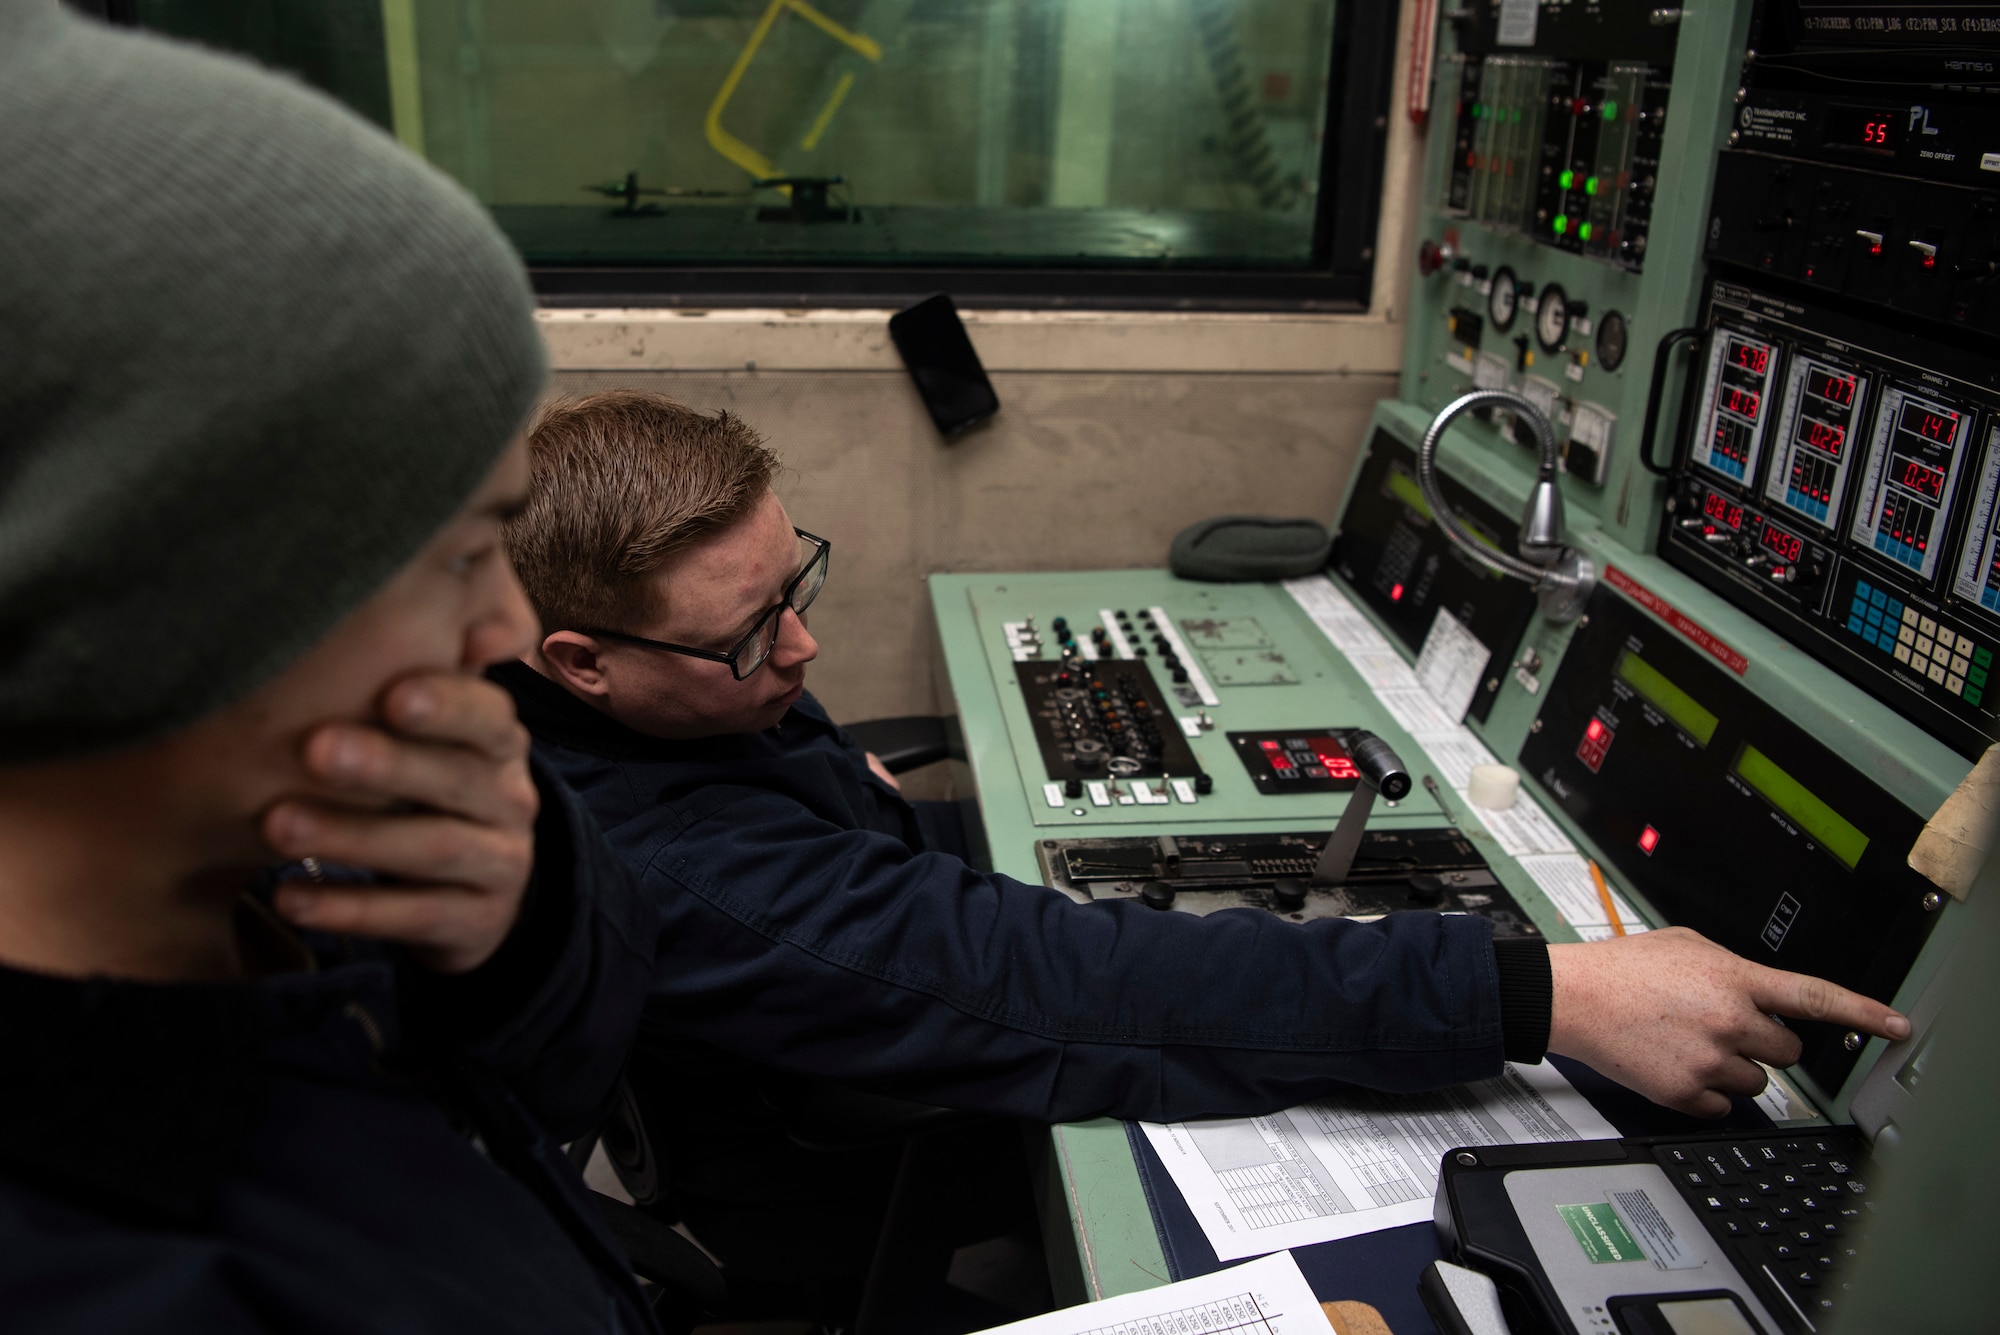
xmin=1412 ymin=609 xmax=1491 ymax=725
xmin=1514 ymin=854 xmax=1647 ymax=936
xmin=972 ymin=1251 xmax=1323 ymax=1335
xmin=1139 ymin=1063 xmax=1616 ymax=1261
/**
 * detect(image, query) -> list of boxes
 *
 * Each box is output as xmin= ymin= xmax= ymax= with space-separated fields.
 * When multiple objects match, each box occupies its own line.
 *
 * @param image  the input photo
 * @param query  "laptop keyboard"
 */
xmin=1654 ymin=1129 xmax=1872 ymax=1333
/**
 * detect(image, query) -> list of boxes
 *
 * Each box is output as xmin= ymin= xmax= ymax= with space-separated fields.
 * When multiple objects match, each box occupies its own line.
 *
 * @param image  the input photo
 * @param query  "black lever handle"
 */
xmin=1638 ymin=326 xmax=1700 ymax=477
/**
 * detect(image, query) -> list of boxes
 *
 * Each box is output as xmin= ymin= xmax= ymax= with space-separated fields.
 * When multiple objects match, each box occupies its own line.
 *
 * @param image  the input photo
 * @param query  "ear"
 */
xmin=540 ymin=631 xmax=613 ymax=698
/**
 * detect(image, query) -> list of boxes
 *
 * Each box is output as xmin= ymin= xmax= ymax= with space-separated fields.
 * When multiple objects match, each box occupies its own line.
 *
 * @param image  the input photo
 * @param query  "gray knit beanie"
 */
xmin=0 ymin=1 xmax=546 ymax=762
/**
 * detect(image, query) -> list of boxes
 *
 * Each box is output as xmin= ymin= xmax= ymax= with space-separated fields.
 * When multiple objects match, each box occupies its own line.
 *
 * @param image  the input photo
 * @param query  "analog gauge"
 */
xmin=1596 ymin=309 xmax=1629 ymax=372
xmin=1487 ymin=265 xmax=1520 ymax=331
xmin=1535 ymin=281 xmax=1571 ymax=352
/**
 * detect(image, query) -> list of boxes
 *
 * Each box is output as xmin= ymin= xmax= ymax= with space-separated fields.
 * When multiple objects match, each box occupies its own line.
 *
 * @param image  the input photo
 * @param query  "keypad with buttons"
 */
xmin=1656 ymin=1129 xmax=1872 ymax=1331
xmin=1848 ymin=577 xmax=1992 ymax=707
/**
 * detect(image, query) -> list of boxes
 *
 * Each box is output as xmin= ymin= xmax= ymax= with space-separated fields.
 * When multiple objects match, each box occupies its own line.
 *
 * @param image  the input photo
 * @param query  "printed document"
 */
xmin=974 ymin=1251 xmax=1322 ymax=1335
xmin=1139 ymin=1062 xmax=1617 ymax=1261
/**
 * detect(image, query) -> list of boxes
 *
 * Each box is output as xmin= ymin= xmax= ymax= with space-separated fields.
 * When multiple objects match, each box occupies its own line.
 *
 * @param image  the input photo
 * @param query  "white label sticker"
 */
xmin=1171 ymin=778 xmax=1199 ymax=803
xmin=1043 ymin=782 xmax=1065 ymax=808
xmin=1608 ymin=1189 xmax=1704 ymax=1271
xmin=1575 ymin=316 xmax=1593 ymax=337
xmin=1496 ymin=0 xmax=1538 ymax=45
xmin=1564 ymin=360 xmax=1587 ymax=383
xmin=1983 ymin=151 xmax=2000 ymax=172
xmin=1179 ymin=716 xmax=1204 ymax=738
xmin=1414 ymin=609 xmax=1492 ymax=724
xmin=1087 ymin=781 xmax=1110 ymax=807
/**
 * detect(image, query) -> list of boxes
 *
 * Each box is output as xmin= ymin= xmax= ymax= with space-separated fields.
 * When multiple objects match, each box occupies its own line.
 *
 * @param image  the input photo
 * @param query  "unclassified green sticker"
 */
xmin=1558 ymin=1202 xmax=1646 ymax=1264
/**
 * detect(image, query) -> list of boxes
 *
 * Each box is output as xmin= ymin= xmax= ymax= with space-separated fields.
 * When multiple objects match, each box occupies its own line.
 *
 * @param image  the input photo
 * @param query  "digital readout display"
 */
xmin=1733 ymin=743 xmax=1870 ymax=870
xmin=1704 ymin=491 xmax=1745 ymax=530
xmin=1761 ymin=522 xmax=1805 ymax=564
xmin=1808 ymin=368 xmax=1857 ymax=409
xmin=1615 ymin=650 xmax=1720 ymax=747
xmin=1728 ymin=340 xmax=1770 ymax=375
xmin=1823 ymin=104 xmax=1901 ymax=155
xmin=1766 ymin=355 xmax=1869 ymax=531
xmin=1904 ymin=400 xmax=1959 ymax=445
xmin=1694 ymin=330 xmax=1779 ymax=485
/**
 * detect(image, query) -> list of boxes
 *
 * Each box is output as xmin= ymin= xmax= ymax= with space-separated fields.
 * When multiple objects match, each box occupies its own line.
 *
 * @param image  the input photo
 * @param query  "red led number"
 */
xmin=1864 ymin=119 xmax=1889 ymax=144
xmin=1722 ymin=386 xmax=1761 ymax=420
xmin=1898 ymin=459 xmax=1946 ymax=500
xmin=1761 ymin=524 xmax=1804 ymax=563
xmin=1804 ymin=420 xmax=1845 ymax=453
xmin=1728 ymin=340 xmax=1769 ymax=375
xmin=1703 ymin=491 xmax=1745 ymax=530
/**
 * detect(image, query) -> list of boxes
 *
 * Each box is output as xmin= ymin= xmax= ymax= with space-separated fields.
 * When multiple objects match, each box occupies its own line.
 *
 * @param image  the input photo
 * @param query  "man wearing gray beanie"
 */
xmin=0 ymin=3 xmax=667 ymax=1330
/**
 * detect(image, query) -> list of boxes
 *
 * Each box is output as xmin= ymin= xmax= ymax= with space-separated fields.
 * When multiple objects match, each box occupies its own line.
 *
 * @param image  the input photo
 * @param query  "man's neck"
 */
xmin=0 ymin=755 xmax=253 ymax=983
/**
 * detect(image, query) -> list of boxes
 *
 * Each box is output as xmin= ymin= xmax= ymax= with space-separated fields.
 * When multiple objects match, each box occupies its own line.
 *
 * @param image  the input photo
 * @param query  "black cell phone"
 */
xmin=887 ymin=294 xmax=999 ymax=439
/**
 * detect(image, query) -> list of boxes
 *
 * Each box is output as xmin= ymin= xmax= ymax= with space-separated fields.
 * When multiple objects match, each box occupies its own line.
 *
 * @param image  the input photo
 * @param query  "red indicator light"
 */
xmin=1259 ymin=739 xmax=1281 ymax=750
xmin=1586 ymin=719 xmax=1605 ymax=740
xmin=1639 ymin=826 xmax=1661 ymax=855
xmin=1270 ymin=754 xmax=1293 ymax=771
xmin=1390 ymin=582 xmax=1405 ymax=601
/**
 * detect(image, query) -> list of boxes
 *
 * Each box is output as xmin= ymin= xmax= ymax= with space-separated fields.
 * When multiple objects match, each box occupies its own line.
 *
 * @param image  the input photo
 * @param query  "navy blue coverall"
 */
xmin=494 ymin=662 xmax=1552 ymax=1304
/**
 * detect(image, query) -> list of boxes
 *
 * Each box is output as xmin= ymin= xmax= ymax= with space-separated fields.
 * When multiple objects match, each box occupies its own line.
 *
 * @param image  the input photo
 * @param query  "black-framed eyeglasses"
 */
xmin=584 ymin=529 xmax=830 ymax=681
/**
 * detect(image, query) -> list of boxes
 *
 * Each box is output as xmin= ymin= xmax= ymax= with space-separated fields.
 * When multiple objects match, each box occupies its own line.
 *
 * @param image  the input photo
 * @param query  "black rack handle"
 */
xmin=1639 ymin=326 xmax=1701 ymax=476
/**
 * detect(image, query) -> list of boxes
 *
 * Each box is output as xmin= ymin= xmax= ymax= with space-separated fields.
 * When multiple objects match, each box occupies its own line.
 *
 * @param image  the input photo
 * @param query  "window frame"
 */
xmin=527 ymin=2 xmax=1395 ymax=313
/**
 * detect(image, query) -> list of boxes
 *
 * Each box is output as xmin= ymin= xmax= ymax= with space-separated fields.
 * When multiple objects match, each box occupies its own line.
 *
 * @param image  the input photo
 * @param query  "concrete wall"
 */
xmin=537 ymin=0 xmax=1429 ymax=727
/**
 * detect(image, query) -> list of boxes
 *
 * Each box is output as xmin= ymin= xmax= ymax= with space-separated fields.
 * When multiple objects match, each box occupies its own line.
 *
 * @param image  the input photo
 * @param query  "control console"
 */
xmin=1662 ymin=280 xmax=2000 ymax=755
xmin=1034 ymin=827 xmax=1542 ymax=935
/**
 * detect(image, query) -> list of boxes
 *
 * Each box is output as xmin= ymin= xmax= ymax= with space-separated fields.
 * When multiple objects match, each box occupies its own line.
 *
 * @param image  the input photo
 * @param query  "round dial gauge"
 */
xmin=1595 ymin=309 xmax=1629 ymax=371
xmin=1535 ymin=281 xmax=1571 ymax=352
xmin=1487 ymin=265 xmax=1520 ymax=331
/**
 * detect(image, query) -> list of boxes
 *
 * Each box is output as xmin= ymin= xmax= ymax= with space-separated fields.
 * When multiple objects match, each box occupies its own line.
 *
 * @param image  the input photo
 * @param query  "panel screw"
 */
xmin=1455 ymin=1151 xmax=1478 ymax=1166
xmin=1728 ymin=130 xmax=1741 ymax=147
xmin=1530 ymin=718 xmax=1544 ymax=733
xmin=1486 ymin=677 xmax=1501 ymax=692
xmin=1922 ymin=891 xmax=1942 ymax=912
xmin=1072 ymin=807 xmax=1088 ymax=816
xmin=1577 ymin=615 xmax=1591 ymax=629
xmin=1843 ymin=1031 xmax=1864 ymax=1052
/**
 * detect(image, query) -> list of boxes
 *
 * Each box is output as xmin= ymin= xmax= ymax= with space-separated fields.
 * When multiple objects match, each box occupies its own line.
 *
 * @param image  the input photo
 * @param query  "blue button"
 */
xmin=1851 ymin=598 xmax=1869 ymax=618
xmin=1848 ymin=616 xmax=1867 ymax=634
xmin=1889 ymin=599 xmax=1905 ymax=619
xmin=1856 ymin=579 xmax=1874 ymax=597
xmin=1867 ymin=607 xmax=1884 ymax=626
xmin=1870 ymin=589 xmax=1887 ymax=609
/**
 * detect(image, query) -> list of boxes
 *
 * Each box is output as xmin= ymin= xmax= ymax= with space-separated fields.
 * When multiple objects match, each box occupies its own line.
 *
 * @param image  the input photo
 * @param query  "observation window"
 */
xmin=113 ymin=0 xmax=1390 ymax=307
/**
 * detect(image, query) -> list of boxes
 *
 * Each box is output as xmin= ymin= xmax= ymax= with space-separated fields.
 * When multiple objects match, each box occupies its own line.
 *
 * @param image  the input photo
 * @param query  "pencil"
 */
xmin=1588 ymin=858 xmax=1626 ymax=937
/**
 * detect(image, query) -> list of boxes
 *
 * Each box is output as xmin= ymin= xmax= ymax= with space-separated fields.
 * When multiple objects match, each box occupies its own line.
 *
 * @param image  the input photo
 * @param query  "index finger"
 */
xmin=378 ymin=671 xmax=528 ymax=760
xmin=1750 ymin=966 xmax=1911 ymax=1042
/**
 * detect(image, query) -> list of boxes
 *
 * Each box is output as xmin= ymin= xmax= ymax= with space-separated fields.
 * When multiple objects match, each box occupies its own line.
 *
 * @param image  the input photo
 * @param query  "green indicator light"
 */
xmin=1553 ymin=214 xmax=1569 ymax=235
xmin=1558 ymin=169 xmax=1574 ymax=190
xmin=1602 ymin=99 xmax=1619 ymax=121
xmin=1578 ymin=221 xmax=1593 ymax=241
xmin=1473 ymin=102 xmax=1485 ymax=119
xmin=1585 ymin=175 xmax=1599 ymax=196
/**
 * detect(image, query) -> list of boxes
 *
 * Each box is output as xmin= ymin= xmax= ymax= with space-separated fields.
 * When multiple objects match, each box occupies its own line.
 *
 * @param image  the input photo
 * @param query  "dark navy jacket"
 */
xmin=498 ymin=663 xmax=1544 ymax=1124
xmin=0 ymin=770 xmax=659 ymax=1334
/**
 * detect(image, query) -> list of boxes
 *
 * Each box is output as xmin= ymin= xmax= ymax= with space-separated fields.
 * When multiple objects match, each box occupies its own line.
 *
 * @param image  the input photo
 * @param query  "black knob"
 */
xmin=1565 ymin=298 xmax=1589 ymax=318
xmin=1193 ymin=772 xmax=1214 ymax=794
xmin=1272 ymin=878 xmax=1308 ymax=912
xmin=1052 ymin=617 xmax=1068 ymax=633
xmin=1471 ymin=264 xmax=1489 ymax=280
xmin=1171 ymin=668 xmax=1189 ymax=684
xmin=1063 ymin=777 xmax=1083 ymax=799
xmin=1140 ymin=880 xmax=1176 ymax=910
xmin=1408 ymin=874 xmax=1446 ymax=907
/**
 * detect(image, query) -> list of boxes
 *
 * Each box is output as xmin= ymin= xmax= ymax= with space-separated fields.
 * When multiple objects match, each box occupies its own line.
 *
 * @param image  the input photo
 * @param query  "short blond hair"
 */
xmin=506 ymin=390 xmax=779 ymax=633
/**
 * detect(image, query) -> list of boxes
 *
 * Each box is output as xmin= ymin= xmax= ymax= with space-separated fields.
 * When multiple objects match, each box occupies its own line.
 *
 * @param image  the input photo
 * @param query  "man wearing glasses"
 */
xmin=495 ymin=389 xmax=1905 ymax=1325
